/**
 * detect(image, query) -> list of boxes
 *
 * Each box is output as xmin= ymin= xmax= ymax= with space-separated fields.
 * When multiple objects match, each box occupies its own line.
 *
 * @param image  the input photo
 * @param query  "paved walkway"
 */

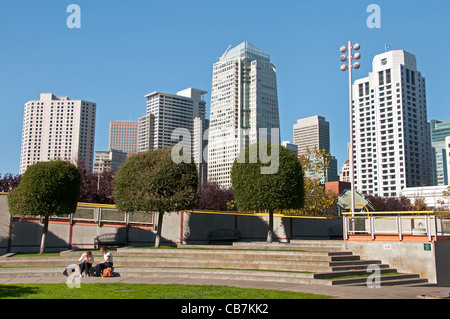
xmin=1 ymin=276 xmax=449 ymax=299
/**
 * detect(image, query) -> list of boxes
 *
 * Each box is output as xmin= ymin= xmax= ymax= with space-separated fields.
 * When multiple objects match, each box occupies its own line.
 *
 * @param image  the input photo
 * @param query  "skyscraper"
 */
xmin=137 ymin=114 xmax=155 ymax=153
xmin=293 ymin=116 xmax=330 ymax=156
xmin=142 ymin=88 xmax=207 ymax=150
xmin=109 ymin=121 xmax=138 ymax=154
xmin=193 ymin=117 xmax=209 ymax=186
xmin=431 ymin=120 xmax=450 ymax=185
xmin=352 ymin=50 xmax=435 ymax=197
xmin=293 ymin=115 xmax=338 ymax=182
xmin=19 ymin=93 xmax=96 ymax=174
xmin=207 ymin=42 xmax=280 ymax=187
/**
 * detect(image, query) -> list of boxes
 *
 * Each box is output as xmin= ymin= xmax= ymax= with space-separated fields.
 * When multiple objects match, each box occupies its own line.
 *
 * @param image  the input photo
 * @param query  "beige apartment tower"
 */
xmin=19 ymin=93 xmax=96 ymax=174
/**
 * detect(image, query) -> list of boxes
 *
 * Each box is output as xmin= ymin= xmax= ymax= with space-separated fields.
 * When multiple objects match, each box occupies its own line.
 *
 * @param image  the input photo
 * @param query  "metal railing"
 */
xmin=342 ymin=211 xmax=450 ymax=242
xmin=13 ymin=202 xmax=154 ymax=226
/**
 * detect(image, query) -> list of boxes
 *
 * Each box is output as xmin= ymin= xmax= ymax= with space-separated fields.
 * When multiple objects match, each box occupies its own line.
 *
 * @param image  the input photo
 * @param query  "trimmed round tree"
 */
xmin=7 ymin=160 xmax=81 ymax=254
xmin=231 ymin=143 xmax=304 ymax=243
xmin=113 ymin=148 xmax=198 ymax=247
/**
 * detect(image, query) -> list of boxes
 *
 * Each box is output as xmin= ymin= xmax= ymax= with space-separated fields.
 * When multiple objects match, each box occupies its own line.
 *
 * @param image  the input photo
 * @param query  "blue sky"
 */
xmin=1 ymin=0 xmax=450 ymax=175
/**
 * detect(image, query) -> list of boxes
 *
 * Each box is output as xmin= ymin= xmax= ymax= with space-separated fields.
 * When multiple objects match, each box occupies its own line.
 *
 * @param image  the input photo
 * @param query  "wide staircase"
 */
xmin=0 ymin=240 xmax=431 ymax=286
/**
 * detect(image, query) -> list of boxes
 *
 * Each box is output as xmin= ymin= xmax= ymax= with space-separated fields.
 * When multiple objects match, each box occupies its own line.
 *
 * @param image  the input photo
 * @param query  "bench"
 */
xmin=207 ymin=229 xmax=240 ymax=244
xmin=94 ymin=233 xmax=126 ymax=249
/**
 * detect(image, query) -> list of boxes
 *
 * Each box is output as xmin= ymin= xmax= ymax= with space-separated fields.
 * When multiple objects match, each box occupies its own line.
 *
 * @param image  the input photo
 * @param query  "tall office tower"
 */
xmin=293 ymin=116 xmax=330 ymax=157
xmin=137 ymin=114 xmax=155 ymax=153
xmin=431 ymin=120 xmax=450 ymax=185
xmin=19 ymin=93 xmax=96 ymax=174
xmin=109 ymin=121 xmax=138 ymax=154
xmin=144 ymin=88 xmax=207 ymax=150
xmin=293 ymin=115 xmax=337 ymax=182
xmin=193 ymin=117 xmax=210 ymax=186
xmin=208 ymin=42 xmax=280 ymax=187
xmin=352 ymin=50 xmax=435 ymax=197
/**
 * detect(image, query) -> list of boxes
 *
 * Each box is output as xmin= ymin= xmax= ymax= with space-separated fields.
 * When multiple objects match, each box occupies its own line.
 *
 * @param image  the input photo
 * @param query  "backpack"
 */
xmin=102 ymin=268 xmax=113 ymax=277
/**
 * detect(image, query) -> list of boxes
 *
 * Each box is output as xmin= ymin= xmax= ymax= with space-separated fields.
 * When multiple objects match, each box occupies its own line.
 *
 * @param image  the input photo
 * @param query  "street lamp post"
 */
xmin=340 ymin=41 xmax=361 ymax=213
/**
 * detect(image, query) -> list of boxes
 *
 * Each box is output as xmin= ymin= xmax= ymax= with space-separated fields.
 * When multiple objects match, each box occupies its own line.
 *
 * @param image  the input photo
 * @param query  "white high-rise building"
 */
xmin=208 ymin=42 xmax=280 ymax=187
xmin=137 ymin=114 xmax=155 ymax=153
xmin=142 ymin=88 xmax=207 ymax=150
xmin=352 ymin=50 xmax=435 ymax=197
xmin=19 ymin=93 xmax=96 ymax=174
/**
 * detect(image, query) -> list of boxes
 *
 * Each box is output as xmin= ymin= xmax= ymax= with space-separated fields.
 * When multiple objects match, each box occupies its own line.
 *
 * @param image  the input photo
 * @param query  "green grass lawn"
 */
xmin=0 ymin=283 xmax=333 ymax=299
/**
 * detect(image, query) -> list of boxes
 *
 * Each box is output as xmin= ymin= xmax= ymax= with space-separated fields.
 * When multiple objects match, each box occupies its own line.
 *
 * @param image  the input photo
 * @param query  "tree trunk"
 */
xmin=266 ymin=210 xmax=273 ymax=244
xmin=39 ymin=215 xmax=49 ymax=254
xmin=155 ymin=211 xmax=164 ymax=248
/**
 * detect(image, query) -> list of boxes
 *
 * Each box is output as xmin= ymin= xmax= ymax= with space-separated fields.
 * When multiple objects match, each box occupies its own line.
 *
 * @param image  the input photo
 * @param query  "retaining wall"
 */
xmin=0 ymin=194 xmax=342 ymax=254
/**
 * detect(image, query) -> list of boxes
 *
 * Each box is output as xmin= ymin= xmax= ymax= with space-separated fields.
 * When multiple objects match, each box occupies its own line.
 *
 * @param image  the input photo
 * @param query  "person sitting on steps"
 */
xmin=78 ymin=250 xmax=94 ymax=277
xmin=94 ymin=246 xmax=113 ymax=277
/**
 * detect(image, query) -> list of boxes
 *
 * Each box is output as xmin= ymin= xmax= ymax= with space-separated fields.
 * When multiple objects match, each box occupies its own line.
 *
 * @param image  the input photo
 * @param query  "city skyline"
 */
xmin=1 ymin=1 xmax=450 ymax=176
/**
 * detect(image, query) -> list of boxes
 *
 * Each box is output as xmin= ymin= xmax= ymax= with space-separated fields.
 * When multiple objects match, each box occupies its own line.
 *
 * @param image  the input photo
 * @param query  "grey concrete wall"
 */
xmin=0 ymin=196 xmax=10 ymax=255
xmin=345 ymin=241 xmax=439 ymax=285
xmin=0 ymin=194 xmax=343 ymax=252
xmin=291 ymin=217 xmax=343 ymax=239
xmin=182 ymin=212 xmax=342 ymax=244
xmin=435 ymin=243 xmax=450 ymax=286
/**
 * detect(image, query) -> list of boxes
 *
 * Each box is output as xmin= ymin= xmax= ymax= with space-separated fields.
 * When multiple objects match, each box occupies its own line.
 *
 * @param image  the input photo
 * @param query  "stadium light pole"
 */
xmin=340 ymin=41 xmax=361 ymax=213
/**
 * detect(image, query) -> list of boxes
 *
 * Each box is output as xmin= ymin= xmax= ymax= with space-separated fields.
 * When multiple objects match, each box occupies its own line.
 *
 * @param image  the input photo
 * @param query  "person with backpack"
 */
xmin=94 ymin=246 xmax=113 ymax=277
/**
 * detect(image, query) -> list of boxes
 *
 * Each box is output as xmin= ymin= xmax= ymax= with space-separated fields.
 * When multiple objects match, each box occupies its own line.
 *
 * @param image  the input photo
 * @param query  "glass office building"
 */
xmin=431 ymin=120 xmax=450 ymax=185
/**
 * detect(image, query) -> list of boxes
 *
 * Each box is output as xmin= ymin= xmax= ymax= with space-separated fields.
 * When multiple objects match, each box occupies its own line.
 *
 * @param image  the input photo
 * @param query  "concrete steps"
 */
xmin=0 ymin=240 xmax=430 ymax=286
xmin=329 ymin=274 xmax=429 ymax=286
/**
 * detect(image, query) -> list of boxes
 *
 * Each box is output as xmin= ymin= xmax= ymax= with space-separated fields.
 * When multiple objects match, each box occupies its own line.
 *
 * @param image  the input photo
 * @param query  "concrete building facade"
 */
xmin=352 ymin=50 xmax=435 ymax=197
xmin=137 ymin=114 xmax=155 ymax=153
xmin=142 ymin=88 xmax=207 ymax=150
xmin=19 ymin=93 xmax=96 ymax=174
xmin=93 ymin=149 xmax=128 ymax=174
xmin=294 ymin=116 xmax=330 ymax=157
xmin=293 ymin=115 xmax=338 ymax=183
xmin=108 ymin=121 xmax=138 ymax=155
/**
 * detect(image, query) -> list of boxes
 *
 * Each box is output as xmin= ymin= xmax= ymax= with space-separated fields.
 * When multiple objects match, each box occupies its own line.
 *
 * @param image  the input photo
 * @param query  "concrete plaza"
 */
xmin=1 ymin=275 xmax=449 ymax=299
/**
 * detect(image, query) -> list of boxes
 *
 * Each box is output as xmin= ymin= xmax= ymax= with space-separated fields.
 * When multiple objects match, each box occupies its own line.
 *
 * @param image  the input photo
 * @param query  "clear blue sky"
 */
xmin=1 ymin=0 xmax=449 ymax=175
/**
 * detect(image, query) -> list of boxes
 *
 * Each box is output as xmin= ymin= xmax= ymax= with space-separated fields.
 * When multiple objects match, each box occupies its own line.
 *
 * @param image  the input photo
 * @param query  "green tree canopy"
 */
xmin=298 ymin=146 xmax=338 ymax=216
xmin=7 ymin=160 xmax=81 ymax=254
xmin=113 ymin=148 xmax=198 ymax=247
xmin=231 ymin=143 xmax=304 ymax=243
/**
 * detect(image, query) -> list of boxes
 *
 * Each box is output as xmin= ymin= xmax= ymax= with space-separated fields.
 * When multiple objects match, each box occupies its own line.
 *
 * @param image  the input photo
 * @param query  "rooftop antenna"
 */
xmin=220 ymin=44 xmax=232 ymax=59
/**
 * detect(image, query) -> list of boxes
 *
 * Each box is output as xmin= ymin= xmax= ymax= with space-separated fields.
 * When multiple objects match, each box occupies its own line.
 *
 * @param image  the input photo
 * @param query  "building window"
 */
xmin=379 ymin=71 xmax=384 ymax=86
